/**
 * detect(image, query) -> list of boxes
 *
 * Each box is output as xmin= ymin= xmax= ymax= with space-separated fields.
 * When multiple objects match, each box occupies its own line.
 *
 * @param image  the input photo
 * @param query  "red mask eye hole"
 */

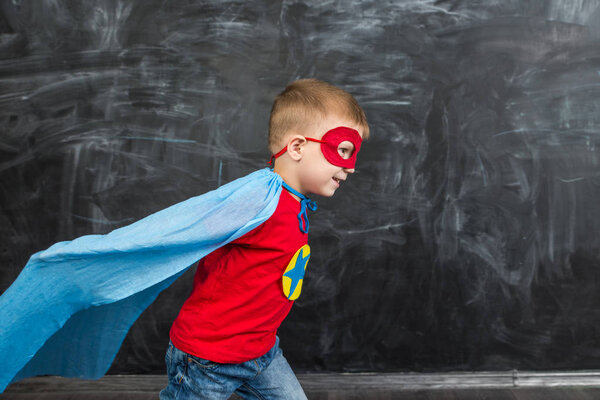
xmin=337 ymin=141 xmax=355 ymax=159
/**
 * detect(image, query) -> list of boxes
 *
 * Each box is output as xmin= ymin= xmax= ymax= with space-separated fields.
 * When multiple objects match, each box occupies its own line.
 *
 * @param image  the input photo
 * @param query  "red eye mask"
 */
xmin=269 ymin=126 xmax=362 ymax=169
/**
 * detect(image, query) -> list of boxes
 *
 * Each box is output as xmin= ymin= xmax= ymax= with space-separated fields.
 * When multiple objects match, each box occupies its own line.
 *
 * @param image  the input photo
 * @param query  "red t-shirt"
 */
xmin=169 ymin=189 xmax=310 ymax=363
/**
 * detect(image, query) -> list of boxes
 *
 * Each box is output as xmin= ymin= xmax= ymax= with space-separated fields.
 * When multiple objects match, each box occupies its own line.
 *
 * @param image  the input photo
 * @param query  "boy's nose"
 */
xmin=343 ymin=167 xmax=355 ymax=174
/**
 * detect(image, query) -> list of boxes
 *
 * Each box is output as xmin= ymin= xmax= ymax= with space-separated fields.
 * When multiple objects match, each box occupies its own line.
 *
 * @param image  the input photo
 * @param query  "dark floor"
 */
xmin=3 ymin=373 xmax=600 ymax=400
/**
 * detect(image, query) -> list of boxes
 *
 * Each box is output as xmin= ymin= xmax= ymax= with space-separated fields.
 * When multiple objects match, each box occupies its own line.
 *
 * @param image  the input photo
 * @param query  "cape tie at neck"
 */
xmin=281 ymin=181 xmax=317 ymax=234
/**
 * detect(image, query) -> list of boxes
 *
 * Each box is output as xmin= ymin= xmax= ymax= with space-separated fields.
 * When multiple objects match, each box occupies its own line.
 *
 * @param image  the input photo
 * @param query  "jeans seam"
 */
xmin=178 ymin=360 xmax=186 ymax=385
xmin=241 ymin=382 xmax=266 ymax=400
xmin=168 ymin=344 xmax=174 ymax=372
xmin=173 ymin=361 xmax=185 ymax=399
xmin=253 ymin=360 xmax=261 ymax=379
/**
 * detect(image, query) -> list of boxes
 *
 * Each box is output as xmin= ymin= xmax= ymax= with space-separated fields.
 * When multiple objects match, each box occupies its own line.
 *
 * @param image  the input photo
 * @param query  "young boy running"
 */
xmin=0 ymin=79 xmax=368 ymax=398
xmin=160 ymin=78 xmax=369 ymax=399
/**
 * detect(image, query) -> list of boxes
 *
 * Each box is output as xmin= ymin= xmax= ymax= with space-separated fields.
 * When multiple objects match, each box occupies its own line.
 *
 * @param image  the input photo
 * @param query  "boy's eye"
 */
xmin=337 ymin=141 xmax=354 ymax=159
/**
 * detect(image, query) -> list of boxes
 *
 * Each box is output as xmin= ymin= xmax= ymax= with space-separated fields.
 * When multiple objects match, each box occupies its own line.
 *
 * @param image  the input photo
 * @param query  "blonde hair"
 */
xmin=268 ymin=78 xmax=370 ymax=152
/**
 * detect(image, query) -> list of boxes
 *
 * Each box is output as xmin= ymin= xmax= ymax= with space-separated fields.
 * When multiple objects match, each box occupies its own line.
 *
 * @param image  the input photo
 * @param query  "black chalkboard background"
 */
xmin=2 ymin=0 xmax=600 ymax=375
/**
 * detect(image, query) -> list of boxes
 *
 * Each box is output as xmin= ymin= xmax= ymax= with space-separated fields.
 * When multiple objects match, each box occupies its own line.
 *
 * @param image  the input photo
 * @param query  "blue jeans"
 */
xmin=159 ymin=338 xmax=307 ymax=400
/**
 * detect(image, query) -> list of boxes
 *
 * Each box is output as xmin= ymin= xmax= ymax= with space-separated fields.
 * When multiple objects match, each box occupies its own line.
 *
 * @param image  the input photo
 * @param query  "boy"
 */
xmin=0 ymin=78 xmax=368 ymax=396
xmin=160 ymin=78 xmax=369 ymax=399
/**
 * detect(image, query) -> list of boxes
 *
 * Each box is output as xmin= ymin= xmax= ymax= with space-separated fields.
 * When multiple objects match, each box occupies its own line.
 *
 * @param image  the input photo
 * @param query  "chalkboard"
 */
xmin=2 ymin=0 xmax=600 ymax=375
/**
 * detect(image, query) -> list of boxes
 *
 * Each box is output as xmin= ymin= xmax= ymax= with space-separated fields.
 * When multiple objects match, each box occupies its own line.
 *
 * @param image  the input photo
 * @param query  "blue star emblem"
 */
xmin=283 ymin=247 xmax=310 ymax=300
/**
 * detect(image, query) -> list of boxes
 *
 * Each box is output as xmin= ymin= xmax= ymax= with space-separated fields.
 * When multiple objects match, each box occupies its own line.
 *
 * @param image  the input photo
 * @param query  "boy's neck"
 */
xmin=272 ymin=167 xmax=302 ymax=202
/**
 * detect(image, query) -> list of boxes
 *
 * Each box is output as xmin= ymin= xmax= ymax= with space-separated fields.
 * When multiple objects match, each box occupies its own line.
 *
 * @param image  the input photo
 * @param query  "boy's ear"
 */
xmin=286 ymin=135 xmax=307 ymax=161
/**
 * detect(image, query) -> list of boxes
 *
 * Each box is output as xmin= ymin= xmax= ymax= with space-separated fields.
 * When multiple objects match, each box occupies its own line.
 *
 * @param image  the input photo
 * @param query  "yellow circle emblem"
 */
xmin=282 ymin=244 xmax=311 ymax=301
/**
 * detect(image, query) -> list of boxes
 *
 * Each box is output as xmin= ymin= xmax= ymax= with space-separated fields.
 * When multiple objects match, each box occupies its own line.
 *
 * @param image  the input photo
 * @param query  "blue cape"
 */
xmin=0 ymin=168 xmax=283 ymax=392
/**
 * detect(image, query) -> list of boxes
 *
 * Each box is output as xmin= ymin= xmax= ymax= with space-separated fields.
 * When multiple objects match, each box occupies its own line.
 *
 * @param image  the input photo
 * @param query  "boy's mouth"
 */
xmin=332 ymin=177 xmax=342 ymax=184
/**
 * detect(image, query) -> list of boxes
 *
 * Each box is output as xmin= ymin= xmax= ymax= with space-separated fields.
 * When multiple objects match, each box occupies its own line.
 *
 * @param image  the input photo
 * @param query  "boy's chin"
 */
xmin=312 ymin=189 xmax=337 ymax=198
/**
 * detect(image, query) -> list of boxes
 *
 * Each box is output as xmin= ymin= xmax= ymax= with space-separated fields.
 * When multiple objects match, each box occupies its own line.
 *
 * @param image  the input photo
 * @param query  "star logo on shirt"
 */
xmin=282 ymin=245 xmax=311 ymax=300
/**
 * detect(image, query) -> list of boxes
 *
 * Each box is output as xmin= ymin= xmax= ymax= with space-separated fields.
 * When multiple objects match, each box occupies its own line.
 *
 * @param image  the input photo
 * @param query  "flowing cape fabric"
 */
xmin=0 ymin=168 xmax=282 ymax=392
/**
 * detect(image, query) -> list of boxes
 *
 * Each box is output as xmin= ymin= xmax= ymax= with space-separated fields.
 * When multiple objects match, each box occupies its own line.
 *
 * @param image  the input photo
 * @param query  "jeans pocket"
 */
xmin=187 ymin=354 xmax=220 ymax=370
